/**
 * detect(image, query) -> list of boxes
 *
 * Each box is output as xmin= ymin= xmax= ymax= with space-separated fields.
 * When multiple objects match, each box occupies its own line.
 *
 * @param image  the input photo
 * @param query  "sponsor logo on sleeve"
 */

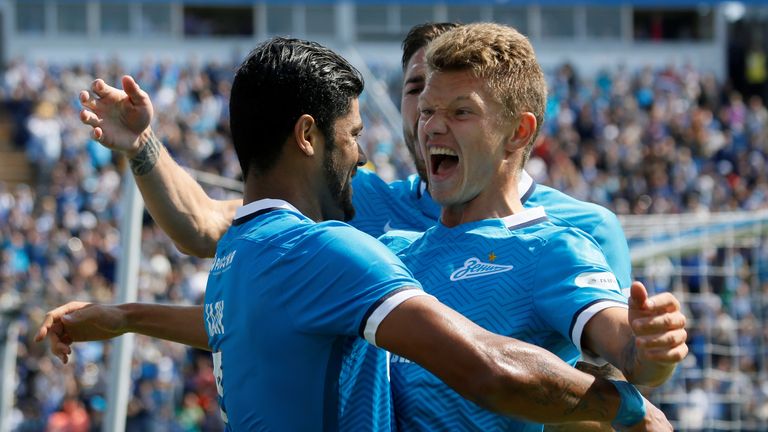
xmin=574 ymin=272 xmax=619 ymax=290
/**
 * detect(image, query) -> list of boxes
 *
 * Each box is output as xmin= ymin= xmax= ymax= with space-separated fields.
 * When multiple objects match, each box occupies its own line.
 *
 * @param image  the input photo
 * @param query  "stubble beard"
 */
xmin=323 ymin=148 xmax=356 ymax=222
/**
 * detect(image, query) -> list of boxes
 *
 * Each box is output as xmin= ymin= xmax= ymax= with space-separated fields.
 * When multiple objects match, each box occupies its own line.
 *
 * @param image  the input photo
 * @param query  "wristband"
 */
xmin=608 ymin=379 xmax=646 ymax=429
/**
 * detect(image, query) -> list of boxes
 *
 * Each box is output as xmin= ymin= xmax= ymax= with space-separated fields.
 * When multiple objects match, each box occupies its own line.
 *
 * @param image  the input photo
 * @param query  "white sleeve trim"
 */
xmin=571 ymin=301 xmax=628 ymax=353
xmin=363 ymin=290 xmax=431 ymax=346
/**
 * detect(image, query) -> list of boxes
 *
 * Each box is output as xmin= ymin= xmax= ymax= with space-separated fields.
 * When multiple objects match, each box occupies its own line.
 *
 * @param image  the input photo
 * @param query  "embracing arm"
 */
xmin=36 ymin=302 xmax=209 ymax=363
xmin=79 ymin=76 xmax=239 ymax=258
xmin=582 ymin=282 xmax=688 ymax=387
xmin=376 ymin=295 xmax=670 ymax=429
xmin=128 ymin=130 xmax=240 ymax=257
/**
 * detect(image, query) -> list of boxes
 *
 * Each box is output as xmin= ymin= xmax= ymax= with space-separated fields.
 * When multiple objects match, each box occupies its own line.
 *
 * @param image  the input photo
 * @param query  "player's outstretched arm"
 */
xmin=79 ymin=76 xmax=239 ymax=257
xmin=582 ymin=281 xmax=688 ymax=387
xmin=35 ymin=302 xmax=209 ymax=363
xmin=376 ymin=295 xmax=671 ymax=430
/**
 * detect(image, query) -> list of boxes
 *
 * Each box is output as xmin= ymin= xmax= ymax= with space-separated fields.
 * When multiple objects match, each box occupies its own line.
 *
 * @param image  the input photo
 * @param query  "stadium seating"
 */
xmin=1 ymin=57 xmax=767 ymax=430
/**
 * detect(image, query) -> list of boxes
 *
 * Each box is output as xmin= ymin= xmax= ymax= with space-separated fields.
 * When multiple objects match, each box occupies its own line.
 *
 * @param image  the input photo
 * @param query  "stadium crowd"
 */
xmin=0 ymin=53 xmax=767 ymax=430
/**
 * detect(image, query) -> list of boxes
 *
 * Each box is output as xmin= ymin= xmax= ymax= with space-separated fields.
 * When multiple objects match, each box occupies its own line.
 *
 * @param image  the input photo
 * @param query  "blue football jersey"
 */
xmin=203 ymin=198 xmax=427 ymax=431
xmin=381 ymin=207 xmax=628 ymax=432
xmin=519 ymin=171 xmax=632 ymax=291
xmin=350 ymin=169 xmax=439 ymax=238
xmin=351 ymin=169 xmax=631 ymax=289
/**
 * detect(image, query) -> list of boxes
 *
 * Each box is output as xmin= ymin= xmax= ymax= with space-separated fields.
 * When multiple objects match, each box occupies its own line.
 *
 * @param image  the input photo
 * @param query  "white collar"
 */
xmin=235 ymin=199 xmax=302 ymax=220
xmin=518 ymin=170 xmax=534 ymax=198
xmin=500 ymin=206 xmax=547 ymax=230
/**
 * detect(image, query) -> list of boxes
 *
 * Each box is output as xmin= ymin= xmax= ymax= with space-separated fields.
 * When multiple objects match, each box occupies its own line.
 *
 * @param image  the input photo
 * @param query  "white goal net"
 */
xmin=622 ymin=210 xmax=768 ymax=431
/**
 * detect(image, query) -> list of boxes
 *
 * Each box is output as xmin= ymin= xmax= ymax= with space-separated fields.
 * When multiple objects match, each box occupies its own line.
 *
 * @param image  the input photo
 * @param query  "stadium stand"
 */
xmin=1 ymin=51 xmax=768 ymax=430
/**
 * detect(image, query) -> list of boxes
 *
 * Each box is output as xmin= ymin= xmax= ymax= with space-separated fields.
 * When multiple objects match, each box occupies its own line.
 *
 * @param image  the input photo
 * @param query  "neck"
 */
xmin=439 ymin=171 xmax=524 ymax=227
xmin=243 ymin=169 xmax=324 ymax=222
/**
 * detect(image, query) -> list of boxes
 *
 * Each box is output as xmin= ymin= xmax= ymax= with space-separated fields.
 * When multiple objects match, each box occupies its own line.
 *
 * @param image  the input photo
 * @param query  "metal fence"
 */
xmin=623 ymin=212 xmax=768 ymax=431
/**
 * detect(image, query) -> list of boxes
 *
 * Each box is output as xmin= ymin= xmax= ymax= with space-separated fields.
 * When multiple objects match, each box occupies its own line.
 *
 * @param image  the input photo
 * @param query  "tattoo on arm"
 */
xmin=129 ymin=131 xmax=163 ymax=176
xmin=530 ymin=359 xmax=610 ymax=420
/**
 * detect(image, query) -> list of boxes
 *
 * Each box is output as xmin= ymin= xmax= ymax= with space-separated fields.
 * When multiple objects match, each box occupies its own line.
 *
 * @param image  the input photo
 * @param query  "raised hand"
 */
xmin=79 ymin=75 xmax=154 ymax=158
xmin=628 ymin=281 xmax=688 ymax=365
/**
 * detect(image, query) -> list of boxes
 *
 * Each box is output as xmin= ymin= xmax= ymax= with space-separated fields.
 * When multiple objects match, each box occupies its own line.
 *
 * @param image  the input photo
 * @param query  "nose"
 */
xmin=356 ymin=143 xmax=367 ymax=167
xmin=421 ymin=111 xmax=446 ymax=138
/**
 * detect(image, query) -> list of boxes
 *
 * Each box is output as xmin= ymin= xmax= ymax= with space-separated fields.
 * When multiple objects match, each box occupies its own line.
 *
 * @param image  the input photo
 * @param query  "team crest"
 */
xmin=450 ymin=257 xmax=514 ymax=281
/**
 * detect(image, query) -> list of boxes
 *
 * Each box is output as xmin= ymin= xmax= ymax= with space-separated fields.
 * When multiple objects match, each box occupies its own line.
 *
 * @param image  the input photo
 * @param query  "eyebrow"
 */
xmin=404 ymin=75 xmax=425 ymax=86
xmin=420 ymin=94 xmax=474 ymax=105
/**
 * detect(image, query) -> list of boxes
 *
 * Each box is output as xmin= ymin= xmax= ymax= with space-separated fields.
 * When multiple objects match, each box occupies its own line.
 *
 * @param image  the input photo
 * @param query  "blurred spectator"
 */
xmin=2 ymin=56 xmax=768 ymax=430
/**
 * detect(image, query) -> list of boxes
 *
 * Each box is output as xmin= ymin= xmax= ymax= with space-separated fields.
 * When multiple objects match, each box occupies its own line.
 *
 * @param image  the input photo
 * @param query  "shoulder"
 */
xmin=536 ymin=225 xmax=606 ymax=263
xmin=308 ymin=221 xmax=403 ymax=263
xmin=378 ymin=229 xmax=424 ymax=255
xmin=529 ymin=185 xmax=623 ymax=237
xmin=352 ymin=168 xmax=388 ymax=192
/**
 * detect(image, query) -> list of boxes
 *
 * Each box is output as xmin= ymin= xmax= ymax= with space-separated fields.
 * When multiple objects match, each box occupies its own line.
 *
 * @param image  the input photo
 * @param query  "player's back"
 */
xmin=203 ymin=199 xmax=423 ymax=431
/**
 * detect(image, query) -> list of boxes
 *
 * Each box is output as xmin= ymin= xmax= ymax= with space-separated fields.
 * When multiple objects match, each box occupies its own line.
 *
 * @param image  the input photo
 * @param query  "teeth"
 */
xmin=429 ymin=147 xmax=457 ymax=157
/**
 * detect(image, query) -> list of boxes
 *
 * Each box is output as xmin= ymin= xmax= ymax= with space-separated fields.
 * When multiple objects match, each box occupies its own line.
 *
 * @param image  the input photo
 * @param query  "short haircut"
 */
xmin=426 ymin=23 xmax=547 ymax=165
xmin=230 ymin=37 xmax=364 ymax=177
xmin=401 ymin=22 xmax=461 ymax=70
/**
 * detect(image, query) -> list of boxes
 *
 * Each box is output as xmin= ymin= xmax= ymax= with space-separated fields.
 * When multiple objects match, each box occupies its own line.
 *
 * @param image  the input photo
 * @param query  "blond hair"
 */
xmin=426 ymin=23 xmax=547 ymax=164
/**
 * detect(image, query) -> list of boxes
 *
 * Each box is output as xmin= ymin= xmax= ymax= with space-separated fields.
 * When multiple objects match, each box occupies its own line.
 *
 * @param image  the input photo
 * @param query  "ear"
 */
xmin=294 ymin=114 xmax=319 ymax=157
xmin=506 ymin=112 xmax=537 ymax=152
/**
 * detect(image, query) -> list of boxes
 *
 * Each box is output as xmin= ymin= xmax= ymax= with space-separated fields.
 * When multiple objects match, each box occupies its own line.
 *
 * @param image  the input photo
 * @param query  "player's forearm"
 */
xmin=119 ymin=303 xmax=210 ymax=350
xmin=618 ymin=342 xmax=677 ymax=387
xmin=471 ymin=335 xmax=624 ymax=423
xmin=379 ymin=297 xmax=630 ymax=424
xmin=130 ymin=129 xmax=239 ymax=258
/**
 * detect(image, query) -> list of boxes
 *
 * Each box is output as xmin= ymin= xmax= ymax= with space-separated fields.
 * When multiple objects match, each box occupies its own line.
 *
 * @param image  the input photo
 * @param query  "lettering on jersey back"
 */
xmin=205 ymin=301 xmax=225 ymax=335
xmin=450 ymin=257 xmax=514 ymax=281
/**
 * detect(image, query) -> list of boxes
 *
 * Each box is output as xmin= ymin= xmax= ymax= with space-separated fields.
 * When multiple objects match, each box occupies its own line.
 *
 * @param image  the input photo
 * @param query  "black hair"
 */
xmin=230 ymin=37 xmax=364 ymax=177
xmin=401 ymin=22 xmax=461 ymax=70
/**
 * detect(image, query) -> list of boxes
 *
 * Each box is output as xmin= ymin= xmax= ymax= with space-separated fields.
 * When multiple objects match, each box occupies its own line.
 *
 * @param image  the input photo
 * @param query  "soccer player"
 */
xmin=380 ymin=22 xmax=687 ymax=431
xmin=40 ymin=37 xmax=671 ymax=430
xmin=76 ymin=23 xmax=632 ymax=299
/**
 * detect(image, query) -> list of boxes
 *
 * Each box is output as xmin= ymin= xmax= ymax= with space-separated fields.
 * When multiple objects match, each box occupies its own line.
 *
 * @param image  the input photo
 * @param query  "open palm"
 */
xmin=79 ymin=75 xmax=154 ymax=158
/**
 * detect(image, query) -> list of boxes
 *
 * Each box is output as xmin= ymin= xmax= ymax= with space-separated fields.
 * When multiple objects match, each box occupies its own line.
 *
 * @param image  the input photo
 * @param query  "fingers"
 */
xmin=47 ymin=322 xmax=73 ymax=364
xmin=35 ymin=303 xmax=73 ymax=342
xmin=34 ymin=301 xmax=91 ymax=342
xmin=121 ymin=75 xmax=148 ymax=106
xmin=643 ymin=292 xmax=680 ymax=314
xmin=79 ymin=109 xmax=102 ymax=128
xmin=90 ymin=78 xmax=121 ymax=99
xmin=628 ymin=281 xmax=650 ymax=311
xmin=632 ymin=311 xmax=686 ymax=335
xmin=636 ymin=328 xmax=688 ymax=349
xmin=637 ymin=343 xmax=689 ymax=364
xmin=79 ymin=110 xmax=106 ymax=144
xmin=79 ymin=90 xmax=96 ymax=110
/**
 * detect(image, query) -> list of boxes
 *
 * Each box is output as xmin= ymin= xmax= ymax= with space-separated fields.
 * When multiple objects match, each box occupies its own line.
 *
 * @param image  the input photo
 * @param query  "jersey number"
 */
xmin=213 ymin=351 xmax=229 ymax=423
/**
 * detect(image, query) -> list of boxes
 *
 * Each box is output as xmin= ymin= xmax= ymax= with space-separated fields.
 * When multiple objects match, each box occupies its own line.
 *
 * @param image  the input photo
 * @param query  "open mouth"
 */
xmin=429 ymin=147 xmax=459 ymax=177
